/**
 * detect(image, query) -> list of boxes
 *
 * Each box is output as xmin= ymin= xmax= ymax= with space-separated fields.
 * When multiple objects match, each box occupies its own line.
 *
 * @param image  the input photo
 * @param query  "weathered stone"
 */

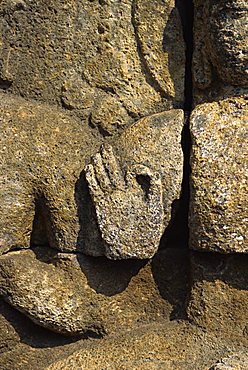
xmin=0 ymin=0 xmax=185 ymax=132
xmin=209 ymin=352 xmax=248 ymax=370
xmin=85 ymin=110 xmax=184 ymax=259
xmin=1 ymin=249 xmax=247 ymax=370
xmin=45 ymin=324 xmax=247 ymax=370
xmin=0 ymin=247 xmax=188 ymax=336
xmin=191 ymin=1 xmax=248 ymax=253
xmin=193 ymin=0 xmax=248 ymax=103
xmin=0 ymin=94 xmax=183 ymax=259
xmin=1 ymin=314 xmax=247 ymax=370
xmin=0 ymin=92 xmax=102 ymax=256
xmin=0 ymin=0 xmax=185 ymax=260
xmin=0 ymin=300 xmax=20 ymax=354
xmin=1 ymin=0 xmax=248 ymax=369
xmin=187 ymin=252 xmax=248 ymax=337
xmin=189 ymin=97 xmax=248 ymax=253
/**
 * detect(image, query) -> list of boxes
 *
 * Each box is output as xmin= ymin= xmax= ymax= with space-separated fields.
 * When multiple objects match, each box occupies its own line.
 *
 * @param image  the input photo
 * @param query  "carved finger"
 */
xmin=85 ymin=163 xmax=103 ymax=200
xmin=92 ymin=152 xmax=111 ymax=192
xmin=100 ymin=144 xmax=125 ymax=189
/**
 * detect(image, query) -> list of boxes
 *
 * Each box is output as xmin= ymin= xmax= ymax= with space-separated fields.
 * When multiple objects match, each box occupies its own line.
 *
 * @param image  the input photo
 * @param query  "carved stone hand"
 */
xmin=85 ymin=144 xmax=164 ymax=259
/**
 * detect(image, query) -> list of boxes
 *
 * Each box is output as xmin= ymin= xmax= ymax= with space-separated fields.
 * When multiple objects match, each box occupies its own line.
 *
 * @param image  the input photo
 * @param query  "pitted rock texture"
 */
xmin=1 ymin=250 xmax=247 ymax=370
xmin=209 ymin=352 xmax=248 ymax=370
xmin=0 ymin=94 xmax=183 ymax=258
xmin=0 ymin=92 xmax=102 ymax=256
xmin=45 ymin=324 xmax=247 ymax=370
xmin=85 ymin=110 xmax=184 ymax=259
xmin=205 ymin=0 xmax=248 ymax=87
xmin=189 ymin=97 xmax=248 ymax=253
xmin=0 ymin=0 xmax=185 ymax=135
xmin=0 ymin=247 xmax=188 ymax=336
xmin=187 ymin=252 xmax=248 ymax=337
xmin=86 ymin=149 xmax=164 ymax=260
xmin=193 ymin=0 xmax=248 ymax=103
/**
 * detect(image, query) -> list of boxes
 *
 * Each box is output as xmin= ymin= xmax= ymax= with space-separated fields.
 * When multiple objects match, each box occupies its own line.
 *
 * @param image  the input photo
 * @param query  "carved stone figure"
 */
xmin=0 ymin=0 xmax=186 ymax=338
xmin=0 ymin=95 xmax=183 ymax=259
xmin=0 ymin=1 xmax=185 ymax=260
xmin=189 ymin=0 xmax=248 ymax=253
xmin=85 ymin=110 xmax=184 ymax=259
xmin=1 ymin=1 xmax=248 ymax=368
xmin=193 ymin=0 xmax=247 ymax=101
xmin=0 ymin=0 xmax=185 ymax=129
xmin=0 ymin=1 xmax=187 ymax=345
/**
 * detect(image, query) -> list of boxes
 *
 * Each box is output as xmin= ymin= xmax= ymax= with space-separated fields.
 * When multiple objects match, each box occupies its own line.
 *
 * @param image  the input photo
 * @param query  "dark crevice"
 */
xmin=156 ymin=0 xmax=194 ymax=322
xmin=0 ymin=77 xmax=12 ymax=90
xmin=136 ymin=174 xmax=151 ymax=199
xmin=172 ymin=0 xmax=194 ymax=249
xmin=30 ymin=197 xmax=50 ymax=248
xmin=176 ymin=0 xmax=194 ymax=113
xmin=160 ymin=0 xmax=193 ymax=250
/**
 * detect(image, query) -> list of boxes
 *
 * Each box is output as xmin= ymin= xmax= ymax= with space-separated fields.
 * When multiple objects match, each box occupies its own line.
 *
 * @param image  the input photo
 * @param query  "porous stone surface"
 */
xmin=44 ymin=324 xmax=247 ymax=370
xmin=85 ymin=110 xmax=184 ymax=259
xmin=189 ymin=97 xmax=248 ymax=253
xmin=209 ymin=352 xmax=248 ymax=370
xmin=1 ymin=249 xmax=248 ymax=370
xmin=0 ymin=0 xmax=185 ymax=133
xmin=0 ymin=247 xmax=188 ymax=336
xmin=1 ymin=0 xmax=248 ymax=369
xmin=0 ymin=0 xmax=185 ymax=259
xmin=0 ymin=92 xmax=102 ymax=256
xmin=193 ymin=0 xmax=248 ymax=103
xmin=1 ymin=313 xmax=247 ymax=370
xmin=187 ymin=252 xmax=248 ymax=337
xmin=0 ymin=94 xmax=183 ymax=258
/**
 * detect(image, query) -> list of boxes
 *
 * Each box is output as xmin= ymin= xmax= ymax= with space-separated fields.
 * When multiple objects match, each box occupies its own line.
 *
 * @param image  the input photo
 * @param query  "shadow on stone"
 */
xmin=76 ymin=254 xmax=147 ymax=297
xmin=187 ymin=251 xmax=248 ymax=339
xmin=189 ymin=251 xmax=248 ymax=290
xmin=0 ymin=299 xmax=78 ymax=350
xmin=152 ymin=248 xmax=190 ymax=320
xmin=74 ymin=171 xmax=106 ymax=257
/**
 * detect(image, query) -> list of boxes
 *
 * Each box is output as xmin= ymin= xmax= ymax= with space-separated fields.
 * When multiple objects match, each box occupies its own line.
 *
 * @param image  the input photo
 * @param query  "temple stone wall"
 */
xmin=0 ymin=0 xmax=247 ymax=369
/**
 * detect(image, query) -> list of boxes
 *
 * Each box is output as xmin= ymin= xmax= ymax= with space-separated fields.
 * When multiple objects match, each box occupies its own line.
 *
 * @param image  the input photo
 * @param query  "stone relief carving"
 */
xmin=189 ymin=0 xmax=248 ymax=253
xmin=0 ymin=96 xmax=183 ymax=259
xmin=85 ymin=146 xmax=165 ymax=260
xmin=0 ymin=0 xmax=186 ymax=338
xmin=85 ymin=110 xmax=183 ymax=259
xmin=0 ymin=0 xmax=247 ymax=368
xmin=193 ymin=0 xmax=248 ymax=101
xmin=0 ymin=0 xmax=184 ymax=260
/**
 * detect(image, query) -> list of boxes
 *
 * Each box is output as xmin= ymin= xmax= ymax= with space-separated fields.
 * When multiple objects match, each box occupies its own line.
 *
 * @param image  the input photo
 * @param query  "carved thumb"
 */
xmin=126 ymin=164 xmax=162 ymax=204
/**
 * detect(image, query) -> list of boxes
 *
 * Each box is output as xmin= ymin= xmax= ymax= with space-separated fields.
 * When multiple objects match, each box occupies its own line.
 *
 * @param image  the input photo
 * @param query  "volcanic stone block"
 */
xmin=0 ymin=247 xmax=188 ymax=336
xmin=187 ymin=251 xmax=248 ymax=337
xmin=0 ymin=93 xmax=183 ymax=259
xmin=189 ymin=97 xmax=248 ymax=253
xmin=193 ymin=0 xmax=248 ymax=103
xmin=85 ymin=110 xmax=184 ymax=259
xmin=0 ymin=0 xmax=185 ymax=130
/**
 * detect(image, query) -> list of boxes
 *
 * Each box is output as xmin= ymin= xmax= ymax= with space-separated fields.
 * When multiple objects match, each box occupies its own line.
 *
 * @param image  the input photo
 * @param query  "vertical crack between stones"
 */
xmin=175 ymin=0 xmax=194 ymax=248
xmin=176 ymin=0 xmax=194 ymax=113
